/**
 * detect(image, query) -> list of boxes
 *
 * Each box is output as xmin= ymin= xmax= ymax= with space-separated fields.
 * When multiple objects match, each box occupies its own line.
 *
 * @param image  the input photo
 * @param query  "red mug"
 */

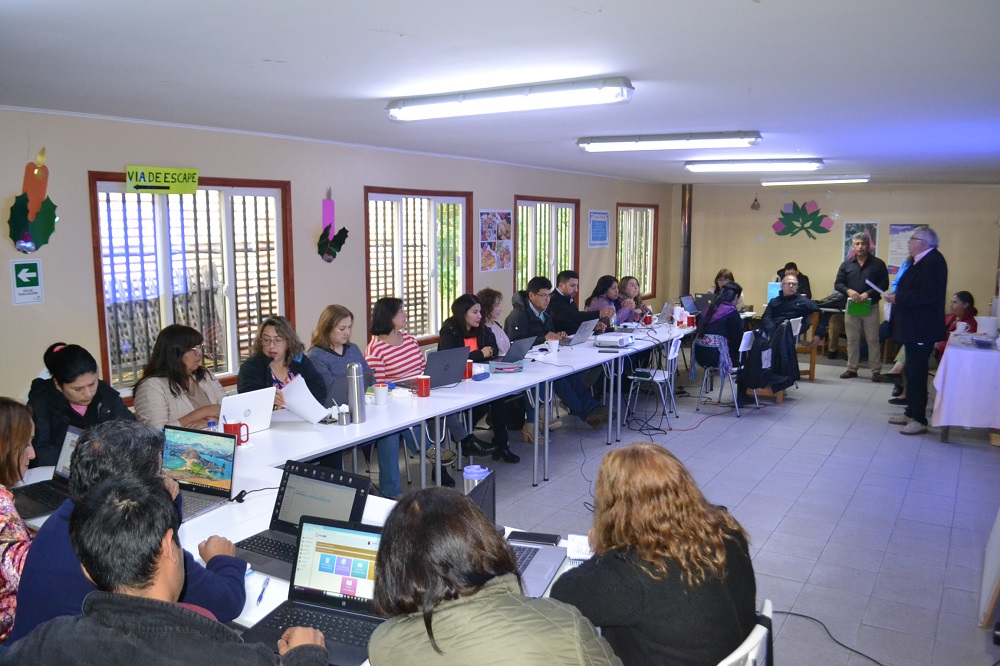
xmin=686 ymin=314 xmax=696 ymax=327
xmin=409 ymin=375 xmax=431 ymax=397
xmin=643 ymin=314 xmax=653 ymax=326
xmin=222 ymin=421 xmax=249 ymax=445
xmin=464 ymin=360 xmax=474 ymax=380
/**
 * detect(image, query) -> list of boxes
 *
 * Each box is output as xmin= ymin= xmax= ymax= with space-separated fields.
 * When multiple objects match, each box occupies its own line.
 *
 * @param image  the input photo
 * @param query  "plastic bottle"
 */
xmin=463 ymin=464 xmax=490 ymax=494
xmin=205 ymin=419 xmax=218 ymax=432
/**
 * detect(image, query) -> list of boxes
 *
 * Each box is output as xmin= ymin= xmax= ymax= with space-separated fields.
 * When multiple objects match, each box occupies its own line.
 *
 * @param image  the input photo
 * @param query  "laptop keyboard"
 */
xmin=236 ymin=534 xmax=296 ymax=563
xmin=182 ymin=493 xmax=224 ymax=517
xmin=511 ymin=544 xmax=538 ymax=573
xmin=16 ymin=483 xmax=67 ymax=508
xmin=263 ymin=607 xmax=379 ymax=647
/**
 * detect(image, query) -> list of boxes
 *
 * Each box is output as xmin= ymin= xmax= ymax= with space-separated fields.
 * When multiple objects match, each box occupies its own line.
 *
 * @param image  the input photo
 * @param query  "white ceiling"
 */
xmin=3 ymin=0 xmax=1000 ymax=185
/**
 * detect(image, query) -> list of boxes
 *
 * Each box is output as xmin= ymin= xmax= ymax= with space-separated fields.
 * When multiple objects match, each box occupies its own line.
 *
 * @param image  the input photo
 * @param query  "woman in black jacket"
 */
xmin=237 ymin=315 xmax=326 ymax=408
xmin=27 ymin=343 xmax=134 ymax=467
xmin=438 ymin=294 xmax=517 ymax=463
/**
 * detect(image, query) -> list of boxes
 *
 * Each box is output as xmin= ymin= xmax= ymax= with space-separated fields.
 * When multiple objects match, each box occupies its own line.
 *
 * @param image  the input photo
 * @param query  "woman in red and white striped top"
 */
xmin=364 ymin=298 xmax=426 ymax=383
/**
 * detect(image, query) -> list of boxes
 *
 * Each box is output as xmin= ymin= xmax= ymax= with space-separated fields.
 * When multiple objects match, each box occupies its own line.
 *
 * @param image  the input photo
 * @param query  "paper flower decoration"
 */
xmin=772 ymin=200 xmax=834 ymax=239
xmin=317 ymin=225 xmax=349 ymax=262
xmin=8 ymin=149 xmax=58 ymax=253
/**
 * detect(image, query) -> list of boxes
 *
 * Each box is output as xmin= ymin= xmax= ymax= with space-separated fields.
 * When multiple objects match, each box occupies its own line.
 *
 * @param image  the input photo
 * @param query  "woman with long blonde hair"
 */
xmin=551 ymin=442 xmax=756 ymax=666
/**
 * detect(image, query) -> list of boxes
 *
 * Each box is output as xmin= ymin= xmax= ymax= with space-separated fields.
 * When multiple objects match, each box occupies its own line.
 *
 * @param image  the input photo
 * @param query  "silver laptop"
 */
xmin=12 ymin=426 xmax=83 ymax=520
xmin=162 ymin=425 xmax=237 ymax=522
xmin=498 ymin=336 xmax=535 ymax=363
xmin=561 ymin=317 xmax=599 ymax=347
xmin=235 ymin=460 xmax=370 ymax=579
xmin=467 ymin=470 xmax=567 ymax=597
xmin=220 ymin=386 xmax=276 ymax=433
xmin=424 ymin=346 xmax=469 ymax=389
xmin=240 ymin=517 xmax=385 ymax=666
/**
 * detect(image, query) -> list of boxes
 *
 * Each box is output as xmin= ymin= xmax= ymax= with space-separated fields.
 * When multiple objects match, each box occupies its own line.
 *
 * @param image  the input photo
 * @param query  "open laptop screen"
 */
xmin=276 ymin=473 xmax=363 ymax=527
xmin=162 ymin=426 xmax=236 ymax=495
xmin=53 ymin=426 xmax=84 ymax=481
xmin=292 ymin=520 xmax=381 ymax=606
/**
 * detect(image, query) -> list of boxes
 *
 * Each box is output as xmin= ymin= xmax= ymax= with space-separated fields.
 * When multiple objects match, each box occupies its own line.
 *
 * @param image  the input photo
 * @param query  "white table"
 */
xmin=932 ymin=334 xmax=1000 ymax=442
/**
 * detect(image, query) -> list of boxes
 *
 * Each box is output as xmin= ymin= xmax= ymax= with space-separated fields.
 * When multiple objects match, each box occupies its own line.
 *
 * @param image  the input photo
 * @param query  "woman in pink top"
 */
xmin=0 ymin=397 xmax=36 ymax=642
xmin=476 ymin=288 xmax=512 ymax=356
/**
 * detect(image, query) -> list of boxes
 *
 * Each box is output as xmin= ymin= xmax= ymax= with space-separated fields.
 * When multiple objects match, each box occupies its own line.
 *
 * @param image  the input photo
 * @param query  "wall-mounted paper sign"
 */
xmin=11 ymin=259 xmax=43 ymax=305
xmin=126 ymin=166 xmax=199 ymax=194
xmin=589 ymin=210 xmax=610 ymax=248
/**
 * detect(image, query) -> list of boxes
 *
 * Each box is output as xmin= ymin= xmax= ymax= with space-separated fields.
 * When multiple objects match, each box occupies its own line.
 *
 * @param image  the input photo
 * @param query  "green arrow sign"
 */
xmin=11 ymin=259 xmax=43 ymax=304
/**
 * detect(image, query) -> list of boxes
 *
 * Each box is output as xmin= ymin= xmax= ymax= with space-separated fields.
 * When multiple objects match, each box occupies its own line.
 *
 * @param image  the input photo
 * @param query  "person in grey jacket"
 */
xmin=368 ymin=487 xmax=621 ymax=666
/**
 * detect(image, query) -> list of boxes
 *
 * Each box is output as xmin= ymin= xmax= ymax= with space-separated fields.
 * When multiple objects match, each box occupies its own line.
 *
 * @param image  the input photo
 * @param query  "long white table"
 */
xmin=932 ymin=334 xmax=1000 ymax=442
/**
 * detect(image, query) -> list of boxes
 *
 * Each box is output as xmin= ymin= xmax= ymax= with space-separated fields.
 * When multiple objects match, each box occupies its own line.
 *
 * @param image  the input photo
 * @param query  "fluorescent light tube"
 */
xmin=684 ymin=159 xmax=824 ymax=173
xmin=386 ymin=77 xmax=634 ymax=121
xmin=761 ymin=175 xmax=870 ymax=186
xmin=577 ymin=131 xmax=761 ymax=152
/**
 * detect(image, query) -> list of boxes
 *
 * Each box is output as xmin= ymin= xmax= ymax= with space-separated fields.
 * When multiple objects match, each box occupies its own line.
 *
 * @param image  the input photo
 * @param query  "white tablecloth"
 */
xmin=931 ymin=336 xmax=1000 ymax=429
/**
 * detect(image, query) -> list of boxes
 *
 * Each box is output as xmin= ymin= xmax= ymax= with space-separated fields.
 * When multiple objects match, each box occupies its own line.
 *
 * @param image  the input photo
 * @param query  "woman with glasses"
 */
xmin=133 ymin=324 xmax=226 ymax=430
xmin=238 ymin=315 xmax=326 ymax=409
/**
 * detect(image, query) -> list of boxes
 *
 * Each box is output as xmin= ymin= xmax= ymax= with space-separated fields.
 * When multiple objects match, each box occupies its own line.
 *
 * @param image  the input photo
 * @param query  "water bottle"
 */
xmin=463 ymin=464 xmax=490 ymax=494
xmin=347 ymin=363 xmax=366 ymax=424
xmin=206 ymin=419 xmax=218 ymax=432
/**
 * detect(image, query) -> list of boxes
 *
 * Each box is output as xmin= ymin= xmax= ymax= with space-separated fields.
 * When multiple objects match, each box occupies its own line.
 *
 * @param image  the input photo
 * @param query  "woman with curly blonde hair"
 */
xmin=550 ymin=442 xmax=757 ymax=666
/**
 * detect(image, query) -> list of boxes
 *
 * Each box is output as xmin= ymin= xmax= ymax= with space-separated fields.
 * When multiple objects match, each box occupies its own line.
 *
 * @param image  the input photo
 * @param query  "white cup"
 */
xmin=955 ymin=321 xmax=970 ymax=334
xmin=545 ymin=339 xmax=560 ymax=353
xmin=373 ymin=383 xmax=389 ymax=405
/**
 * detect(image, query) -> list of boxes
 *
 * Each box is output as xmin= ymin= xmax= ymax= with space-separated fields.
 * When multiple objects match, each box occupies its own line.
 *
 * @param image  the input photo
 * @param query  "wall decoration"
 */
xmin=772 ymin=200 xmax=834 ymax=239
xmin=7 ymin=148 xmax=58 ymax=253
xmin=317 ymin=225 xmax=349 ymax=262
xmin=887 ymin=223 xmax=926 ymax=278
xmin=589 ymin=210 xmax=610 ymax=248
xmin=843 ymin=221 xmax=880 ymax=260
xmin=479 ymin=210 xmax=512 ymax=272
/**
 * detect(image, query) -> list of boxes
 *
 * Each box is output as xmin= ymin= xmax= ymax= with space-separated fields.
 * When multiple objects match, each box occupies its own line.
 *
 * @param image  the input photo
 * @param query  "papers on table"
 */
xmin=280 ymin=376 xmax=331 ymax=423
xmin=566 ymin=533 xmax=594 ymax=561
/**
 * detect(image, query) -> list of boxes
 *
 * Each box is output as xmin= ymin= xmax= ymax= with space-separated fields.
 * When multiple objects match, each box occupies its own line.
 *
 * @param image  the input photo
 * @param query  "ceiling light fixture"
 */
xmin=760 ymin=175 xmax=870 ymax=186
xmin=386 ymin=76 xmax=634 ymax=121
xmin=577 ymin=131 xmax=761 ymax=152
xmin=684 ymin=159 xmax=824 ymax=173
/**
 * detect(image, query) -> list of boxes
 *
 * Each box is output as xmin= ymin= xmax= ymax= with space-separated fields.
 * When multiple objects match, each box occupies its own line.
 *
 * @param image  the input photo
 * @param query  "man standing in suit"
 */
xmin=884 ymin=228 xmax=947 ymax=435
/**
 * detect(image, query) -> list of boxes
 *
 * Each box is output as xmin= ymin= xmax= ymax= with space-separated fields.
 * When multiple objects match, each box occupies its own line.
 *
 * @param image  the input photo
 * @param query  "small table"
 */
xmin=931 ymin=335 xmax=1000 ymax=442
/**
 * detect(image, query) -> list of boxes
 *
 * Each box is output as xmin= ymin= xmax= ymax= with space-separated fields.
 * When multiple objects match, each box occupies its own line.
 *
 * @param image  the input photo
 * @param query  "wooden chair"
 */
xmin=795 ymin=312 xmax=820 ymax=381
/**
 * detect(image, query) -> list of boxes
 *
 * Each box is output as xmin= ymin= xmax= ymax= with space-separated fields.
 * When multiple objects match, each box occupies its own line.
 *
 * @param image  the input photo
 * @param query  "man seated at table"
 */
xmin=8 ymin=421 xmax=247 ymax=643
xmin=761 ymin=274 xmax=827 ymax=347
xmin=1 ymin=476 xmax=327 ymax=665
xmin=774 ymin=261 xmax=812 ymax=299
xmin=549 ymin=270 xmax=614 ymax=334
xmin=505 ymin=276 xmax=609 ymax=442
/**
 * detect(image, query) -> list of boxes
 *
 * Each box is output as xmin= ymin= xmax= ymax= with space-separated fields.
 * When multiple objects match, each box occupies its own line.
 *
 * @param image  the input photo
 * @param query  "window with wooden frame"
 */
xmin=513 ymin=196 xmax=579 ymax=290
xmin=365 ymin=187 xmax=472 ymax=340
xmin=88 ymin=173 xmax=293 ymax=390
xmin=616 ymin=203 xmax=658 ymax=297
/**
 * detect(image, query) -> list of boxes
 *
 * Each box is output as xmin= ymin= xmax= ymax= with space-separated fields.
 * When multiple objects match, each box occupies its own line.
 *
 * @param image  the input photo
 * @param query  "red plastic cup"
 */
xmin=464 ymin=359 xmax=473 ymax=379
xmin=643 ymin=314 xmax=653 ymax=326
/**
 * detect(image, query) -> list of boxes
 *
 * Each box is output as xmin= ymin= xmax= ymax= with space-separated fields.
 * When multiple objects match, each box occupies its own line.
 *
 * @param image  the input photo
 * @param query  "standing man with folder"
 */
xmin=835 ymin=232 xmax=889 ymax=381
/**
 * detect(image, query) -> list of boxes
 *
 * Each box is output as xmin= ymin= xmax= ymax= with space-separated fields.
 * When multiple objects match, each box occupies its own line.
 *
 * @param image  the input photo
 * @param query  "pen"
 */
xmin=256 ymin=576 xmax=270 ymax=606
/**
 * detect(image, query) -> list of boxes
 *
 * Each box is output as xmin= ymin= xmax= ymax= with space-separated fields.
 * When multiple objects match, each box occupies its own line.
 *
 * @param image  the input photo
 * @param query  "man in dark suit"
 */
xmin=549 ymin=270 xmax=614 ymax=335
xmin=884 ymin=227 xmax=947 ymax=435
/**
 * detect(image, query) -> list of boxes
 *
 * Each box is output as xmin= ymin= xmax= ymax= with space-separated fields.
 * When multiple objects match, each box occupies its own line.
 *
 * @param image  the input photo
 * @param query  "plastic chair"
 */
xmin=737 ymin=330 xmax=760 ymax=410
xmin=695 ymin=338 xmax=743 ymax=417
xmin=626 ymin=337 xmax=683 ymax=427
xmin=716 ymin=599 xmax=773 ymax=666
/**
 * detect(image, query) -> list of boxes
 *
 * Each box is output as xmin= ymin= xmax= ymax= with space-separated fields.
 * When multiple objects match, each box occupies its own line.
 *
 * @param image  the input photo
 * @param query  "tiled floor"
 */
xmin=382 ymin=359 xmax=1000 ymax=666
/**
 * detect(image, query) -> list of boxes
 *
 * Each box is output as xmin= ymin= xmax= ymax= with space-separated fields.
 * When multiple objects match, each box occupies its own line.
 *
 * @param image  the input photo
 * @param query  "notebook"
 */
xmin=235 ymin=460 xmax=370 ymax=579
xmin=161 ymin=425 xmax=237 ymax=522
xmin=424 ymin=346 xmax=469 ymax=389
xmin=560 ymin=317 xmax=598 ymax=347
xmin=240 ymin=517 xmax=385 ymax=666
xmin=220 ymin=387 xmax=276 ymax=434
xmin=466 ymin=470 xmax=567 ymax=598
xmin=12 ymin=426 xmax=83 ymax=520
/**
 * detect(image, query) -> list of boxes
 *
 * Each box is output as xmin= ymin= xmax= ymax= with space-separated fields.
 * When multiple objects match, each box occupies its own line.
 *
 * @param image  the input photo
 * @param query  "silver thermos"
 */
xmin=347 ymin=362 xmax=366 ymax=424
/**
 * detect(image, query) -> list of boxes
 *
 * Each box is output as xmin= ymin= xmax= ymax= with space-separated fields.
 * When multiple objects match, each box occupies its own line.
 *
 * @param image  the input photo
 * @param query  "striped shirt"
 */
xmin=365 ymin=334 xmax=426 ymax=383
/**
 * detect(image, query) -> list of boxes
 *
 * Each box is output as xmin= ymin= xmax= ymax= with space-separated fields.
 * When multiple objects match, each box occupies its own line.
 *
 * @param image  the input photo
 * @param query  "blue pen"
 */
xmin=256 ymin=577 xmax=270 ymax=606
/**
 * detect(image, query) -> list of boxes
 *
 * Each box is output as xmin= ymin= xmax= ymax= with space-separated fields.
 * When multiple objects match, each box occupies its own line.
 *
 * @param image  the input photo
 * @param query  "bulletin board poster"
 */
xmin=843 ymin=221 xmax=879 ymax=261
xmin=887 ymin=224 xmax=927 ymax=280
xmin=479 ymin=210 xmax=512 ymax=272
xmin=589 ymin=210 xmax=610 ymax=248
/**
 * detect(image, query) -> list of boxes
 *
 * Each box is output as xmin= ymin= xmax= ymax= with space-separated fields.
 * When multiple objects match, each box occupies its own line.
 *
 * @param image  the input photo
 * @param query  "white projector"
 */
xmin=594 ymin=332 xmax=634 ymax=348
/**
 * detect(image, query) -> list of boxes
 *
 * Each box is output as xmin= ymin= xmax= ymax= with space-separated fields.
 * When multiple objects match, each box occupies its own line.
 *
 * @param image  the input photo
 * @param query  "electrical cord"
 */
xmin=230 ymin=486 xmax=279 ymax=503
xmin=774 ymin=611 xmax=885 ymax=665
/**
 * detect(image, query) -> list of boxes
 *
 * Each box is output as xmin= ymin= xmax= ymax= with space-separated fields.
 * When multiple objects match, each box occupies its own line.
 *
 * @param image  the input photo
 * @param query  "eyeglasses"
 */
xmin=533 ymin=291 xmax=552 ymax=300
xmin=910 ymin=236 xmax=928 ymax=244
xmin=260 ymin=336 xmax=286 ymax=347
xmin=186 ymin=345 xmax=204 ymax=356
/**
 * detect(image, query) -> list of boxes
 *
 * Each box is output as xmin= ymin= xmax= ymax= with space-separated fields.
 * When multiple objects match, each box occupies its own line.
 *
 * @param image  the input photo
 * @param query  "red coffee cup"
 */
xmin=409 ymin=375 xmax=431 ymax=397
xmin=222 ymin=421 xmax=249 ymax=445
xmin=643 ymin=314 xmax=653 ymax=326
xmin=464 ymin=359 xmax=473 ymax=380
xmin=687 ymin=314 xmax=696 ymax=327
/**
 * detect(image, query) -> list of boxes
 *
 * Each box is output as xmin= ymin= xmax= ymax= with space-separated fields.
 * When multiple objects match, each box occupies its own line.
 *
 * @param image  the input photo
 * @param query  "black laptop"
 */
xmin=497 ymin=335 xmax=535 ymax=362
xmin=241 ymin=517 xmax=385 ymax=666
xmin=12 ymin=426 xmax=83 ymax=520
xmin=424 ymin=346 xmax=469 ymax=389
xmin=235 ymin=461 xmax=370 ymax=579
xmin=694 ymin=292 xmax=714 ymax=313
xmin=680 ymin=294 xmax=699 ymax=315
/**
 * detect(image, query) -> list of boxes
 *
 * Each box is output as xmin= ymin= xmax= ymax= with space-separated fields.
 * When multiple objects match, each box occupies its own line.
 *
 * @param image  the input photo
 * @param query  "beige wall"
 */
xmin=677 ymin=184 xmax=1000 ymax=313
xmin=0 ymin=109 xmax=673 ymax=396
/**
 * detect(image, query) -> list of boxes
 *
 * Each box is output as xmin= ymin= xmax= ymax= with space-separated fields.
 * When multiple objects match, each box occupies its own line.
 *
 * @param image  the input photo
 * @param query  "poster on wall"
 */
xmin=887 ymin=223 xmax=927 ymax=282
xmin=479 ymin=210 xmax=512 ymax=272
xmin=589 ymin=210 xmax=610 ymax=248
xmin=843 ymin=221 xmax=880 ymax=260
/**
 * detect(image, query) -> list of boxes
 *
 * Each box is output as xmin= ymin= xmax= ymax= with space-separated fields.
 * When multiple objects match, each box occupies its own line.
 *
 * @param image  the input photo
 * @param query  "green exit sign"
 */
xmin=11 ymin=259 xmax=43 ymax=304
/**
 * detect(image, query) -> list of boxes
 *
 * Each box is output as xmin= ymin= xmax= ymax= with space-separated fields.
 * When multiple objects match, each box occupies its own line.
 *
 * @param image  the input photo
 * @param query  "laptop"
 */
xmin=467 ymin=470 xmax=568 ymax=598
xmin=560 ymin=317 xmax=599 ymax=347
xmin=424 ymin=346 xmax=469 ymax=389
xmin=680 ymin=294 xmax=699 ymax=315
xmin=241 ymin=517 xmax=385 ymax=666
xmin=220 ymin=387 xmax=276 ymax=434
xmin=235 ymin=460 xmax=370 ymax=579
xmin=497 ymin=335 xmax=535 ymax=363
xmin=162 ymin=425 xmax=237 ymax=522
xmin=12 ymin=426 xmax=83 ymax=520
xmin=694 ymin=292 xmax=714 ymax=313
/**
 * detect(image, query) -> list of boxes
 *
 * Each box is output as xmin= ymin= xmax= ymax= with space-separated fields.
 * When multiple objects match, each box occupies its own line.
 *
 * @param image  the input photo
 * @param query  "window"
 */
xmin=88 ymin=173 xmax=293 ymax=390
xmin=513 ymin=196 xmax=579 ymax=290
xmin=616 ymin=203 xmax=658 ymax=297
xmin=365 ymin=187 xmax=472 ymax=339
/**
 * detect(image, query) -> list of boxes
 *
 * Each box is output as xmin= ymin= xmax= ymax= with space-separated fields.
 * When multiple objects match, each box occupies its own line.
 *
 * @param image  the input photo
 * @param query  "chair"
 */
xmin=789 ymin=313 xmax=819 ymax=382
xmin=716 ymin=599 xmax=773 ymax=666
xmin=695 ymin=337 xmax=744 ymax=417
xmin=736 ymin=330 xmax=760 ymax=410
xmin=626 ymin=337 xmax=682 ymax=428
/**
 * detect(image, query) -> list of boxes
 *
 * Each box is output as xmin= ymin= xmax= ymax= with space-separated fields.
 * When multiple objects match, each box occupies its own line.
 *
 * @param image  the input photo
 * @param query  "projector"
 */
xmin=594 ymin=332 xmax=634 ymax=348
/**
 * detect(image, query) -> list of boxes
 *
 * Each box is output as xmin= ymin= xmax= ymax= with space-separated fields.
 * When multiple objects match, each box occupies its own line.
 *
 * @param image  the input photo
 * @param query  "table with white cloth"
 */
xmin=931 ymin=334 xmax=1000 ymax=443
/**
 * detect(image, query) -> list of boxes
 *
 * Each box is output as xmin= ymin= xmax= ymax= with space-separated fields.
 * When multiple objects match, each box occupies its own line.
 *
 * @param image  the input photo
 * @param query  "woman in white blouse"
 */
xmin=133 ymin=324 xmax=225 ymax=430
